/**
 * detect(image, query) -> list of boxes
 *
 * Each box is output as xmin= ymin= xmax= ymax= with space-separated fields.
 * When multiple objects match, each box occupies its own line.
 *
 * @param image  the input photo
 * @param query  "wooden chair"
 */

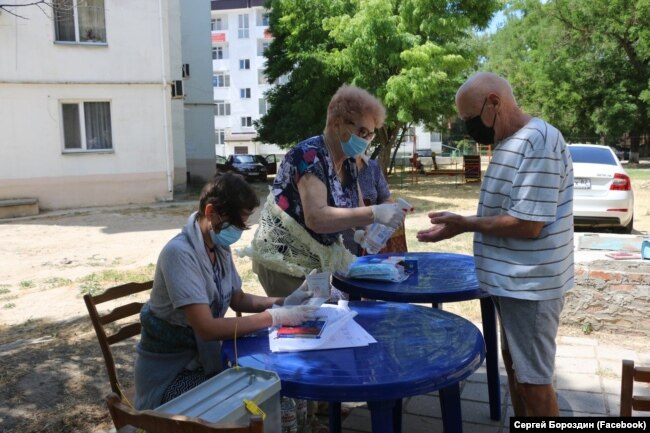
xmin=620 ymin=359 xmax=650 ymax=416
xmin=462 ymin=155 xmax=482 ymax=183
xmin=106 ymin=392 xmax=264 ymax=433
xmin=83 ymin=281 xmax=153 ymax=402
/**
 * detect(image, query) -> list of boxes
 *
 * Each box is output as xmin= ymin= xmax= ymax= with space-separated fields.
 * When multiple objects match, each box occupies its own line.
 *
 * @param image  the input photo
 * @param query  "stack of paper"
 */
xmin=269 ymin=302 xmax=376 ymax=353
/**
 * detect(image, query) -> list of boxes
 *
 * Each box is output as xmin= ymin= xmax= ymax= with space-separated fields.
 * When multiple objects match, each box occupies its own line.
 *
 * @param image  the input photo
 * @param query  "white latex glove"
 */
xmin=284 ymin=269 xmax=317 ymax=306
xmin=353 ymin=229 xmax=367 ymax=246
xmin=371 ymin=203 xmax=405 ymax=229
xmin=267 ymin=305 xmax=319 ymax=326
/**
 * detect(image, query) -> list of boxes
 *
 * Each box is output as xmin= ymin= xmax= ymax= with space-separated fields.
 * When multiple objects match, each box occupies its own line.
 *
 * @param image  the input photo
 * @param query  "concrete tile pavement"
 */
xmin=340 ymin=328 xmax=650 ymax=433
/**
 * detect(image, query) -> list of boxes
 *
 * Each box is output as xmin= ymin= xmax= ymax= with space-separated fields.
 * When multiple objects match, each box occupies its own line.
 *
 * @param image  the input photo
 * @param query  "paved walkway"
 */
xmin=340 ymin=327 xmax=650 ymax=433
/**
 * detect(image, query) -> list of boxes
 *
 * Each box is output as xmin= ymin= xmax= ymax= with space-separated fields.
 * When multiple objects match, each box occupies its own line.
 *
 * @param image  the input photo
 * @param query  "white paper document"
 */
xmin=269 ymin=303 xmax=376 ymax=353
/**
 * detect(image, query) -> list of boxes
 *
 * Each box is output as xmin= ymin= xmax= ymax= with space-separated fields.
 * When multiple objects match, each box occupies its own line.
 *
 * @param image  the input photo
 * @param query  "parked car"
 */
xmin=215 ymin=154 xmax=277 ymax=181
xmin=568 ymin=144 xmax=634 ymax=233
xmin=612 ymin=146 xmax=631 ymax=161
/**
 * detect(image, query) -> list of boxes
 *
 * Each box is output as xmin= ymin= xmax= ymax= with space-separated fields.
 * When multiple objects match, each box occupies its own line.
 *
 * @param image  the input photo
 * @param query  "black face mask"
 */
xmin=464 ymin=98 xmax=497 ymax=145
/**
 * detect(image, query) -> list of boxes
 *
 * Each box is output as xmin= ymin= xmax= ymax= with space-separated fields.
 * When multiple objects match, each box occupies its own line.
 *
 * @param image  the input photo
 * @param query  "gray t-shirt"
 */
xmin=148 ymin=212 xmax=242 ymax=325
xmin=475 ymin=118 xmax=574 ymax=300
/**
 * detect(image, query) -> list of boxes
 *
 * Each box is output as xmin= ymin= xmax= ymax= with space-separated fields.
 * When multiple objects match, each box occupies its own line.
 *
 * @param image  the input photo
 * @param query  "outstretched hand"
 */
xmin=416 ymin=211 xmax=465 ymax=243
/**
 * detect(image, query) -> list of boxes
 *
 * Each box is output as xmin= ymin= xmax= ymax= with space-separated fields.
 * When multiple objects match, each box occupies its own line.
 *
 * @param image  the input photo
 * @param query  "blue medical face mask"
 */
xmin=340 ymin=133 xmax=370 ymax=158
xmin=210 ymin=224 xmax=243 ymax=247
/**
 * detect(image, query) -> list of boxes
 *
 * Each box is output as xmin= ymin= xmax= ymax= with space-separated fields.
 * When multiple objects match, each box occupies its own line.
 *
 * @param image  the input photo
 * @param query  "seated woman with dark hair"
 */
xmin=134 ymin=172 xmax=316 ymax=410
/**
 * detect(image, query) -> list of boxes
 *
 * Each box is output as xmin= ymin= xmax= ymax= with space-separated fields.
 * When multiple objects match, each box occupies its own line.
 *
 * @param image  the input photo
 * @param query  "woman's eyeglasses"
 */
xmin=345 ymin=120 xmax=376 ymax=141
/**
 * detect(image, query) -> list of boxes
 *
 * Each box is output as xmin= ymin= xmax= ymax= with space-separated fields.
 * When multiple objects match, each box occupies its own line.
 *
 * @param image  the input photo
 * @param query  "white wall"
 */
xmin=395 ymin=126 xmax=443 ymax=157
xmin=181 ymin=0 xmax=215 ymax=184
xmin=0 ymin=0 xmax=184 ymax=209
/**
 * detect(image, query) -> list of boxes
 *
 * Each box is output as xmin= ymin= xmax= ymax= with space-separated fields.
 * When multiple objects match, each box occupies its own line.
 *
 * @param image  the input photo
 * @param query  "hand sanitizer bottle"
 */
xmin=363 ymin=198 xmax=412 ymax=255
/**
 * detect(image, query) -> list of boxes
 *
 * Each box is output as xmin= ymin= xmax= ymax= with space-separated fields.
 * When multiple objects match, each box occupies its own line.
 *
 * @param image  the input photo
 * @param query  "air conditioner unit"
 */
xmin=171 ymin=80 xmax=184 ymax=99
xmin=182 ymin=63 xmax=190 ymax=78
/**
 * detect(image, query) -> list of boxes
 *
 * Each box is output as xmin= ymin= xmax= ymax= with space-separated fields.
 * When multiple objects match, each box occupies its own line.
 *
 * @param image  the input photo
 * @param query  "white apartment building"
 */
xmin=210 ymin=0 xmax=284 ymax=157
xmin=0 ymin=0 xmax=214 ymax=212
xmin=209 ymin=0 xmax=441 ymax=163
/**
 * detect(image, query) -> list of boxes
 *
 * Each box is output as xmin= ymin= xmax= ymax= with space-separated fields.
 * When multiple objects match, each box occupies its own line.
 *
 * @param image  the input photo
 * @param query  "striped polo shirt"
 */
xmin=474 ymin=117 xmax=574 ymax=300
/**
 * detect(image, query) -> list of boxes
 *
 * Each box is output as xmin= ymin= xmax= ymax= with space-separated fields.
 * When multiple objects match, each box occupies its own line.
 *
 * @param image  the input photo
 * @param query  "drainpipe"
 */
xmin=158 ymin=0 xmax=173 ymax=194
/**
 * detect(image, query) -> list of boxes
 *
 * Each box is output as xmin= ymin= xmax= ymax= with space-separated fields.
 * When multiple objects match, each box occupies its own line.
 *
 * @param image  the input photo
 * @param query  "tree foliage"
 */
xmin=484 ymin=0 xmax=650 ymax=162
xmin=257 ymin=0 xmax=501 ymax=170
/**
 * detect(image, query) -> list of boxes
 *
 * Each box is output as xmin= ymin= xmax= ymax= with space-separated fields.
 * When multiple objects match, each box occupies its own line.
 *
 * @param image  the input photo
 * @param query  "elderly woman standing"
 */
xmin=242 ymin=85 xmax=404 ymax=297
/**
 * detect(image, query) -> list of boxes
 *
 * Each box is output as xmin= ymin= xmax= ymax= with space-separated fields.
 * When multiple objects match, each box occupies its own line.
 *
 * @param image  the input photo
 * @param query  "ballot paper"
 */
xmin=269 ymin=302 xmax=376 ymax=353
xmin=305 ymin=271 xmax=331 ymax=307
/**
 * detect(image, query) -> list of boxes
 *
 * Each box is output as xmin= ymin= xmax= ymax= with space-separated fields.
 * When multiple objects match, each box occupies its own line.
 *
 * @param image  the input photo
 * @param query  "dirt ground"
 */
xmin=1 ymin=173 xmax=649 ymax=433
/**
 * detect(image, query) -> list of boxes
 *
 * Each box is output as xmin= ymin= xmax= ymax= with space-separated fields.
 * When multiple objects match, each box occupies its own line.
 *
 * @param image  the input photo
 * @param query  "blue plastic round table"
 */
xmin=332 ymin=252 xmax=501 ymax=421
xmin=223 ymin=301 xmax=485 ymax=433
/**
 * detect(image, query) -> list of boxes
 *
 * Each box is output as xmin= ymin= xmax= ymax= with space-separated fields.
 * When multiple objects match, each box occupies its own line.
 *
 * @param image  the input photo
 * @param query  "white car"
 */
xmin=568 ymin=144 xmax=634 ymax=233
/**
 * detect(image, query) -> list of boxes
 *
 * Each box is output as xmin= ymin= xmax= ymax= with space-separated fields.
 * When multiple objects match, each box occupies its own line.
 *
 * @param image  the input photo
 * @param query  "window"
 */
xmin=54 ymin=0 xmax=106 ymax=43
xmin=234 ymin=146 xmax=248 ymax=155
xmin=240 ymin=88 xmax=251 ymax=99
xmin=257 ymin=69 xmax=268 ymax=85
xmin=61 ymin=101 xmax=112 ymax=151
xmin=214 ymin=100 xmax=231 ymax=116
xmin=211 ymin=16 xmax=226 ymax=31
xmin=212 ymin=72 xmax=230 ymax=87
xmin=256 ymin=11 xmax=270 ymax=26
xmin=259 ymin=98 xmax=269 ymax=115
xmin=257 ymin=40 xmax=270 ymax=56
xmin=239 ymin=59 xmax=250 ymax=70
xmin=238 ymin=14 xmax=249 ymax=38
xmin=430 ymin=131 xmax=442 ymax=143
xmin=215 ymin=129 xmax=225 ymax=145
xmin=241 ymin=117 xmax=253 ymax=127
xmin=212 ymin=46 xmax=224 ymax=60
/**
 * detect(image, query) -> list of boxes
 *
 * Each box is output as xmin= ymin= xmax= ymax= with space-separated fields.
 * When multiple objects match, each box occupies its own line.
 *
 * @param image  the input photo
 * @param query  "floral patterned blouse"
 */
xmin=358 ymin=158 xmax=390 ymax=206
xmin=272 ymin=135 xmax=361 ymax=246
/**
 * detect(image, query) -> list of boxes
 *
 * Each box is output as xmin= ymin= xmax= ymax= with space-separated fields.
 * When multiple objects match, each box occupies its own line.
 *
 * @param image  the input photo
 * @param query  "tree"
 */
xmin=0 ymin=0 xmax=64 ymax=20
xmin=257 ymin=0 xmax=501 ymax=172
xmin=485 ymin=0 xmax=650 ymax=162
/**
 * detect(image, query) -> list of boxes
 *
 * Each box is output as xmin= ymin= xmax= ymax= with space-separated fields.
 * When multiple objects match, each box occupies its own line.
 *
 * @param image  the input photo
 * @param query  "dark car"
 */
xmin=216 ymin=154 xmax=277 ymax=181
xmin=613 ymin=146 xmax=631 ymax=161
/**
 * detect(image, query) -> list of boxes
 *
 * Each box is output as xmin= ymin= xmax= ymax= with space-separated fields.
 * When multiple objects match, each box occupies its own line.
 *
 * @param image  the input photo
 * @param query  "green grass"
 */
xmin=44 ymin=277 xmax=73 ymax=288
xmin=3 ymin=303 xmax=16 ymax=309
xmin=77 ymin=264 xmax=155 ymax=296
xmin=0 ymin=288 xmax=10 ymax=296
xmin=19 ymin=280 xmax=34 ymax=289
xmin=626 ymin=168 xmax=650 ymax=180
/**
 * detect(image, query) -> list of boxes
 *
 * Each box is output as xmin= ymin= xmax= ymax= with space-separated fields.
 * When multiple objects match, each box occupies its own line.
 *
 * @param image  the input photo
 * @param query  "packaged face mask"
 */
xmin=348 ymin=262 xmax=409 ymax=282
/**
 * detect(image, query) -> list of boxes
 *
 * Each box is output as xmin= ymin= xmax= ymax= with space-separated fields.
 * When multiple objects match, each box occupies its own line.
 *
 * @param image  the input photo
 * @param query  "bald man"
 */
xmin=417 ymin=72 xmax=574 ymax=417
